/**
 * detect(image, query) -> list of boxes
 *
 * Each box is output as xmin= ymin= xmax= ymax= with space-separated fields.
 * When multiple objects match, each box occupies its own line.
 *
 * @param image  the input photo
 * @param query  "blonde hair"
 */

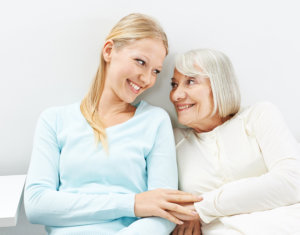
xmin=80 ymin=13 xmax=168 ymax=151
xmin=175 ymin=48 xmax=241 ymax=118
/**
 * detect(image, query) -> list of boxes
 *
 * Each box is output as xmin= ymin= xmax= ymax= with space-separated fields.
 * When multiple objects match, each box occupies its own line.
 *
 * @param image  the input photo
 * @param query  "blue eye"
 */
xmin=136 ymin=59 xmax=145 ymax=66
xmin=153 ymin=69 xmax=160 ymax=75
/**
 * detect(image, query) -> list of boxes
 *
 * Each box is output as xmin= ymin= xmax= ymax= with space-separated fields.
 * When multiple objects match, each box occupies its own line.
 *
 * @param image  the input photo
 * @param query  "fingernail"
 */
xmin=192 ymin=211 xmax=198 ymax=215
xmin=179 ymin=221 xmax=184 ymax=225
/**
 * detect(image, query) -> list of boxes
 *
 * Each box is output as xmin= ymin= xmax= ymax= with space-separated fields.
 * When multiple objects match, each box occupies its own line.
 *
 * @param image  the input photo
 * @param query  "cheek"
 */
xmin=147 ymin=77 xmax=157 ymax=88
xmin=208 ymin=91 xmax=214 ymax=107
xmin=119 ymin=65 xmax=133 ymax=77
xmin=202 ymin=94 xmax=213 ymax=111
xmin=111 ymin=59 xmax=133 ymax=78
xmin=193 ymin=89 xmax=212 ymax=108
xmin=200 ymin=88 xmax=213 ymax=103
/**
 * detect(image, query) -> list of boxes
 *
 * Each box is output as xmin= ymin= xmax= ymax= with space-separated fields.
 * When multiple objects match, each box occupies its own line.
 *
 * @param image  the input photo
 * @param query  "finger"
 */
xmin=188 ymin=220 xmax=194 ymax=230
xmin=178 ymin=225 xmax=185 ymax=235
xmin=193 ymin=221 xmax=202 ymax=235
xmin=159 ymin=189 xmax=198 ymax=196
xmin=185 ymin=221 xmax=193 ymax=235
xmin=159 ymin=209 xmax=184 ymax=225
xmin=164 ymin=202 xmax=199 ymax=216
xmin=172 ymin=226 xmax=178 ymax=235
xmin=159 ymin=189 xmax=187 ymax=194
xmin=171 ymin=211 xmax=199 ymax=221
xmin=193 ymin=228 xmax=201 ymax=235
xmin=167 ymin=194 xmax=202 ymax=203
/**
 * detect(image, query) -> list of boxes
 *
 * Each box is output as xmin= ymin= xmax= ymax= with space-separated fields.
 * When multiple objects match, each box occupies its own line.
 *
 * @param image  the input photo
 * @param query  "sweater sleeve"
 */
xmin=24 ymin=108 xmax=135 ymax=227
xmin=117 ymin=110 xmax=178 ymax=234
xmin=194 ymin=102 xmax=300 ymax=223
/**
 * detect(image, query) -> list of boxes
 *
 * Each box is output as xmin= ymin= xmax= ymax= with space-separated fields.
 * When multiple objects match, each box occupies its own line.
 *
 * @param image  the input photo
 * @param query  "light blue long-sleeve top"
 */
xmin=24 ymin=100 xmax=177 ymax=235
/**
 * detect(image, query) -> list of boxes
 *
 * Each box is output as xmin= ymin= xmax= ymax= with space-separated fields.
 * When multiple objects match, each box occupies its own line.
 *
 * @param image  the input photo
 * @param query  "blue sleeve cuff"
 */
xmin=110 ymin=193 xmax=136 ymax=218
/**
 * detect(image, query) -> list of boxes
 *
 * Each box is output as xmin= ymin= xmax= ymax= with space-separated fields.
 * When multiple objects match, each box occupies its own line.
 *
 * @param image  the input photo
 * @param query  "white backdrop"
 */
xmin=0 ymin=0 xmax=299 ymax=233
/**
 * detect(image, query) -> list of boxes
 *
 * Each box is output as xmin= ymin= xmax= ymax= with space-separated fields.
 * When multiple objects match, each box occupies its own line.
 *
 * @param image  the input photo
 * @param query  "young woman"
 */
xmin=24 ymin=13 xmax=200 ymax=235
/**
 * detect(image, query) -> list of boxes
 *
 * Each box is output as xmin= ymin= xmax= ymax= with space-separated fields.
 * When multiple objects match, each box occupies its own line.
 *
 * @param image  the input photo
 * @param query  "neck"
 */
xmin=193 ymin=115 xmax=230 ymax=133
xmin=97 ymin=87 xmax=135 ymax=119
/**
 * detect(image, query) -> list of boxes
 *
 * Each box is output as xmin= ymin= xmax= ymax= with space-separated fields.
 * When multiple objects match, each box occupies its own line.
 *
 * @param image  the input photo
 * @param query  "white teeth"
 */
xmin=129 ymin=81 xmax=141 ymax=91
xmin=178 ymin=104 xmax=194 ymax=110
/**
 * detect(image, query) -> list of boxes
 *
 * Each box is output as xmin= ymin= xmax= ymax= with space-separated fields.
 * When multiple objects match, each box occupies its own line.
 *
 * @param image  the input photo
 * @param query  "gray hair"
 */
xmin=175 ymin=48 xmax=241 ymax=118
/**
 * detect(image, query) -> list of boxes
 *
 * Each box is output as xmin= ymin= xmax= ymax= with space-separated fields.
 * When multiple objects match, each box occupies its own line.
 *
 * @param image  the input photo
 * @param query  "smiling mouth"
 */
xmin=127 ymin=79 xmax=141 ymax=94
xmin=177 ymin=104 xmax=195 ymax=111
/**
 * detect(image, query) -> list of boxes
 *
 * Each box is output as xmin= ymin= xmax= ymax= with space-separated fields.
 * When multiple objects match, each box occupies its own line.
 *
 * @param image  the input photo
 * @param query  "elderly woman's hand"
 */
xmin=172 ymin=220 xmax=202 ymax=235
xmin=134 ymin=189 xmax=202 ymax=225
xmin=170 ymin=202 xmax=202 ymax=234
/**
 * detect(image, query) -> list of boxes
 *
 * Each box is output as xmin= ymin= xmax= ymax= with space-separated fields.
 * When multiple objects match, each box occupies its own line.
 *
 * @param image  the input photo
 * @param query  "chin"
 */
xmin=177 ymin=118 xmax=187 ymax=127
xmin=123 ymin=95 xmax=137 ymax=104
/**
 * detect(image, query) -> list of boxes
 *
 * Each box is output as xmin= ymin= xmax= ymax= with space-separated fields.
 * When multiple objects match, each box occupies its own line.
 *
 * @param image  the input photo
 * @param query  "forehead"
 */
xmin=172 ymin=68 xmax=211 ymax=85
xmin=120 ymin=38 xmax=166 ymax=65
xmin=172 ymin=69 xmax=187 ymax=80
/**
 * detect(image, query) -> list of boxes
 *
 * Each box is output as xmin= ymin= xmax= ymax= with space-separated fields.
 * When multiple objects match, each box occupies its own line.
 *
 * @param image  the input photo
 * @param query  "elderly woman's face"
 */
xmin=170 ymin=69 xmax=214 ymax=129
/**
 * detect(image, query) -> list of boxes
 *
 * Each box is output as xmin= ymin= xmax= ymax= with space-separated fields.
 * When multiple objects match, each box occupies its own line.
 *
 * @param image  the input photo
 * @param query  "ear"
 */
xmin=102 ymin=40 xmax=114 ymax=62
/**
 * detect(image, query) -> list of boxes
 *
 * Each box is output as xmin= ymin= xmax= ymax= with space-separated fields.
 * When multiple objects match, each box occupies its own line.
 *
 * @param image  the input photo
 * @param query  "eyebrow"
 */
xmin=139 ymin=54 xmax=163 ymax=70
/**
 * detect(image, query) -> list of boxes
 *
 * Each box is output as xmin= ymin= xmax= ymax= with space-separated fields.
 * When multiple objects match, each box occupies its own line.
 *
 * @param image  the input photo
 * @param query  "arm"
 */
xmin=194 ymin=102 xmax=300 ymax=223
xmin=117 ymin=110 xmax=178 ymax=234
xmin=24 ymin=108 xmax=135 ymax=226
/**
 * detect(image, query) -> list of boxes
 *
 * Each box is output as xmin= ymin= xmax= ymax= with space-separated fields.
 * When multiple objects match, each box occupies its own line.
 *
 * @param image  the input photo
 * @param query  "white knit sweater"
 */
xmin=174 ymin=102 xmax=300 ymax=235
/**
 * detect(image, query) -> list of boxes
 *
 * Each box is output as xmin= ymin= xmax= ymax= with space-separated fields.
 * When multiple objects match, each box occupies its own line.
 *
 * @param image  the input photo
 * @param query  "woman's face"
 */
xmin=170 ymin=69 xmax=215 ymax=130
xmin=103 ymin=38 xmax=166 ymax=103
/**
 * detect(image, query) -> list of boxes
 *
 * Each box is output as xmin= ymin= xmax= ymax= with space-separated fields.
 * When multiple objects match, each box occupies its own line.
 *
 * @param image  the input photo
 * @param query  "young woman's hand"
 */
xmin=169 ymin=203 xmax=200 ymax=221
xmin=134 ymin=189 xmax=202 ymax=225
xmin=171 ymin=220 xmax=202 ymax=235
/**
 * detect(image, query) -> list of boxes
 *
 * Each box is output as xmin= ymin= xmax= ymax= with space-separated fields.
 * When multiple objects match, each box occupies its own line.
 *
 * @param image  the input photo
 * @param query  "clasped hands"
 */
xmin=134 ymin=189 xmax=202 ymax=225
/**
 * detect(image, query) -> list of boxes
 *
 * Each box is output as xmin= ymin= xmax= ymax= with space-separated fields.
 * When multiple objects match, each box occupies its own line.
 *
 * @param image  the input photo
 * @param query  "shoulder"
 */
xmin=38 ymin=102 xmax=80 ymax=125
xmin=240 ymin=101 xmax=282 ymax=122
xmin=249 ymin=101 xmax=280 ymax=114
xmin=173 ymin=127 xmax=193 ymax=146
xmin=237 ymin=101 xmax=287 ymax=135
xmin=137 ymin=100 xmax=171 ymax=121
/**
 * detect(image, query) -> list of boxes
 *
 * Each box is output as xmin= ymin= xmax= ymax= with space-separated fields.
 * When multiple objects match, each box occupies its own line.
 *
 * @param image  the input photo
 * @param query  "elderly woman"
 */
xmin=170 ymin=49 xmax=300 ymax=235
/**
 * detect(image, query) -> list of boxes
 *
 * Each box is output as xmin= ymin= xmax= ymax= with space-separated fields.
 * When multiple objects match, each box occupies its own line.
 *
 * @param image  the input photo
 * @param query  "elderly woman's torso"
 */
xmin=174 ymin=102 xmax=300 ymax=235
xmin=175 ymin=111 xmax=267 ymax=195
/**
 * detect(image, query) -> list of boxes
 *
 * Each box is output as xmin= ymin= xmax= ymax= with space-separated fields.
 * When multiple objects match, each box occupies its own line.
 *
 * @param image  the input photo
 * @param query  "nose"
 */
xmin=170 ymin=85 xmax=186 ymax=102
xmin=139 ymin=70 xmax=152 ymax=86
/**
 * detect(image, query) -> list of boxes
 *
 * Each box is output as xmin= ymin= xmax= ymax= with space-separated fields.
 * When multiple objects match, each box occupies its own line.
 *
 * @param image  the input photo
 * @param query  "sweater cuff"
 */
xmin=111 ymin=193 xmax=136 ymax=218
xmin=194 ymin=190 xmax=224 ymax=224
